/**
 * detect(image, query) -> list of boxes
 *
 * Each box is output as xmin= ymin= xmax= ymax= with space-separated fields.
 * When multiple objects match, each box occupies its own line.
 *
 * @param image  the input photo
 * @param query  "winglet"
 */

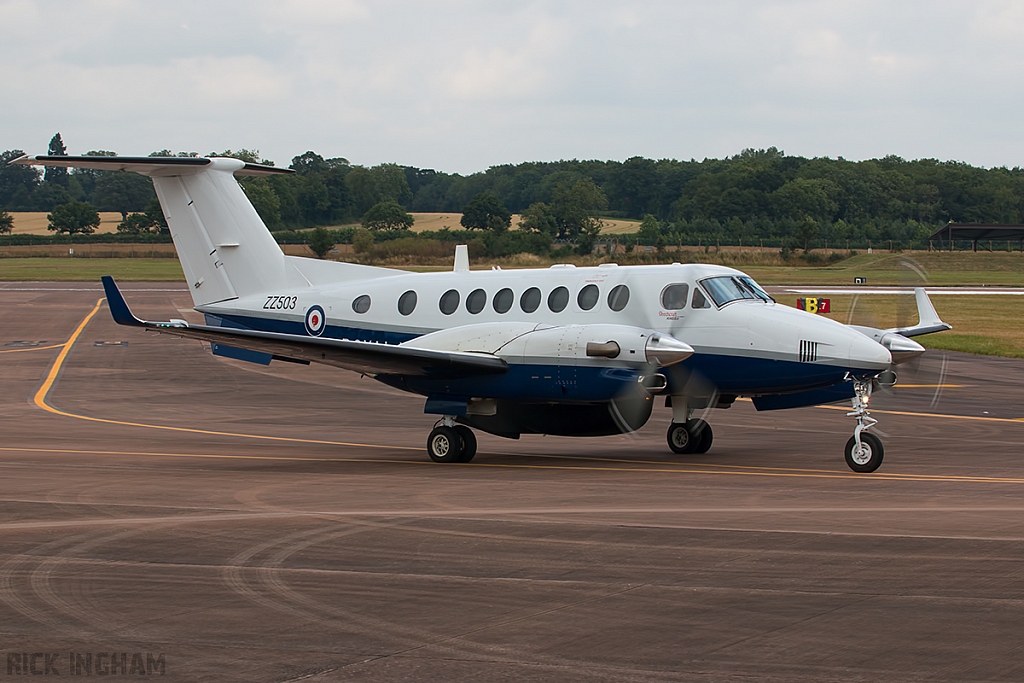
xmin=893 ymin=287 xmax=952 ymax=337
xmin=101 ymin=276 xmax=146 ymax=327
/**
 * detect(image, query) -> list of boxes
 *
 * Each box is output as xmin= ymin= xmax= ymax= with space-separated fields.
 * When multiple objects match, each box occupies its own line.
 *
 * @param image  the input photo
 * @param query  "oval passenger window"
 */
xmin=466 ymin=288 xmax=486 ymax=314
xmin=493 ymin=288 xmax=514 ymax=314
xmin=577 ymin=284 xmax=599 ymax=310
xmin=439 ymin=289 xmax=460 ymax=315
xmin=608 ymin=284 xmax=629 ymax=311
xmin=661 ymin=284 xmax=689 ymax=310
xmin=520 ymin=287 xmax=541 ymax=313
xmin=398 ymin=290 xmax=417 ymax=316
xmin=352 ymin=295 xmax=371 ymax=314
xmin=548 ymin=286 xmax=569 ymax=312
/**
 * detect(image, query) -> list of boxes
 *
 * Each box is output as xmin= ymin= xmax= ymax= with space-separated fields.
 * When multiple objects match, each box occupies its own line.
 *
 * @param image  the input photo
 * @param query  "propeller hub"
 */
xmin=645 ymin=334 xmax=694 ymax=367
xmin=881 ymin=333 xmax=926 ymax=365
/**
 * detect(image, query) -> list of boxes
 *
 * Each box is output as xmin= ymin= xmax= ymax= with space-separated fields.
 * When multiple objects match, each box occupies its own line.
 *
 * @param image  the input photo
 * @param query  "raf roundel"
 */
xmin=304 ymin=305 xmax=326 ymax=336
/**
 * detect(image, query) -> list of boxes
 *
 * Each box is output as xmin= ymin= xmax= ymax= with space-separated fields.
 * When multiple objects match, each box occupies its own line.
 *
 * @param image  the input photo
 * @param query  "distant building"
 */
xmin=928 ymin=223 xmax=1024 ymax=251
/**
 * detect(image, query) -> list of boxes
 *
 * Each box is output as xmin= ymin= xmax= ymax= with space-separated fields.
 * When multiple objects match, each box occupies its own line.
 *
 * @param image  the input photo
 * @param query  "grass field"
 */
xmin=7 ymin=211 xmax=124 ymax=234
xmin=807 ymin=294 xmax=1024 ymax=359
xmin=0 ymin=258 xmax=184 ymax=281
xmin=742 ymin=251 xmax=1024 ymax=286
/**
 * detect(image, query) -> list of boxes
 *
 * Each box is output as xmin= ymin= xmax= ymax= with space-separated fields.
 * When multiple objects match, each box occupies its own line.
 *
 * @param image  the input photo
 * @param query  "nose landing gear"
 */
xmin=427 ymin=417 xmax=477 ymax=463
xmin=844 ymin=378 xmax=884 ymax=473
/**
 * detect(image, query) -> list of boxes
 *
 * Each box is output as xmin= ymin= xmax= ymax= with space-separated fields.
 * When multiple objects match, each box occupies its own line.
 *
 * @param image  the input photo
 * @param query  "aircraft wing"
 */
xmin=101 ymin=277 xmax=507 ymax=377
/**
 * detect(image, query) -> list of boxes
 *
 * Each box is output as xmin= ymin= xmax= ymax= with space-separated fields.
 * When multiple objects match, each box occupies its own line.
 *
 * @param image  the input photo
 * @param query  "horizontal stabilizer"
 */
xmin=11 ymin=155 xmax=292 ymax=177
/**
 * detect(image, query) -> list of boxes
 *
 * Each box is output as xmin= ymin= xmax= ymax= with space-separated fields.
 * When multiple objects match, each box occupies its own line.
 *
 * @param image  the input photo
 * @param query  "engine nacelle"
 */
xmin=408 ymin=322 xmax=692 ymax=368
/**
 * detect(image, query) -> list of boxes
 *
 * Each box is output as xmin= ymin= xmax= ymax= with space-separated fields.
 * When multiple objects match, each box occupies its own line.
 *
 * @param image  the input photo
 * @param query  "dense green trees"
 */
xmin=0 ymin=209 xmax=12 ymax=234
xmin=7 ymin=134 xmax=1024 ymax=247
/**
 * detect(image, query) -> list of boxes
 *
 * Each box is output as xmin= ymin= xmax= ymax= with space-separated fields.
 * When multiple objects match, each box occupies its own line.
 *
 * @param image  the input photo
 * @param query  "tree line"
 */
xmin=4 ymin=134 xmax=1024 ymax=247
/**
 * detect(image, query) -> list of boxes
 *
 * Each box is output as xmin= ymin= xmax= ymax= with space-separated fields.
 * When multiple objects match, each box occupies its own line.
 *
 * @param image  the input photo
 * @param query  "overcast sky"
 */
xmin=3 ymin=1 xmax=1024 ymax=173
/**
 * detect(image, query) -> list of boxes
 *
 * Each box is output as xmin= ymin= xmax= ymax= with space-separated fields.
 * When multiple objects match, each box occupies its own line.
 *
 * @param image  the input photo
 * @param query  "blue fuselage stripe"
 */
xmin=205 ymin=313 xmax=852 ymax=396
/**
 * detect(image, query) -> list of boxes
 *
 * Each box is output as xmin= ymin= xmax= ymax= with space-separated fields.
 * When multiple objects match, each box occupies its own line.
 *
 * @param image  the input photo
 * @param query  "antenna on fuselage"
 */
xmin=453 ymin=244 xmax=469 ymax=273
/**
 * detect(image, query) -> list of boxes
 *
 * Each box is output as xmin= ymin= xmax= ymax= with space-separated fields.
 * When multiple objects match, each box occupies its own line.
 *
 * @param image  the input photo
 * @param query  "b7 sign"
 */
xmin=796 ymin=297 xmax=831 ymax=314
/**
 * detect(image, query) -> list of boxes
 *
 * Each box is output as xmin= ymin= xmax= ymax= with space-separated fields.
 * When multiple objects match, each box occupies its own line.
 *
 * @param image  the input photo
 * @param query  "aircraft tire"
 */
xmin=845 ymin=433 xmax=884 ymax=473
xmin=690 ymin=420 xmax=713 ymax=454
xmin=667 ymin=422 xmax=696 ymax=454
xmin=454 ymin=426 xmax=477 ymax=463
xmin=427 ymin=426 xmax=464 ymax=463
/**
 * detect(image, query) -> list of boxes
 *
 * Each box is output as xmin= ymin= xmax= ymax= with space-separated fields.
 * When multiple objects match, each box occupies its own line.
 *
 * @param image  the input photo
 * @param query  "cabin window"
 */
xmin=439 ymin=289 xmax=460 ymax=315
xmin=466 ymin=288 xmax=486 ymax=314
xmin=493 ymin=288 xmax=514 ymax=313
xmin=608 ymin=284 xmax=630 ymax=312
xmin=691 ymin=288 xmax=710 ymax=309
xmin=352 ymin=295 xmax=371 ymax=314
xmin=577 ymin=284 xmax=599 ymax=310
xmin=398 ymin=290 xmax=417 ymax=316
xmin=548 ymin=286 xmax=569 ymax=312
xmin=661 ymin=284 xmax=689 ymax=310
xmin=521 ymin=287 xmax=541 ymax=313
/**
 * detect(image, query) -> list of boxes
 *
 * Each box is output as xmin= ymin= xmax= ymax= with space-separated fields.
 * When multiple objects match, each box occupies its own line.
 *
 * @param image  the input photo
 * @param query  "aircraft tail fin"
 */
xmin=13 ymin=155 xmax=299 ymax=307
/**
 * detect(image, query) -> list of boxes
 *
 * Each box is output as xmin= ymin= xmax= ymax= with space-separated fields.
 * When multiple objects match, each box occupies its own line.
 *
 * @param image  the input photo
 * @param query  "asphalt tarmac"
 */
xmin=2 ymin=283 xmax=1024 ymax=682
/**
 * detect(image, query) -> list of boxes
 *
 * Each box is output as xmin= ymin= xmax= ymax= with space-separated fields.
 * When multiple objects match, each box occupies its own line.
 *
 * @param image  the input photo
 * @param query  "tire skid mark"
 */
xmin=248 ymin=520 xmax=663 ymax=671
xmin=0 ymin=530 xmax=109 ymax=637
xmin=29 ymin=527 xmax=148 ymax=639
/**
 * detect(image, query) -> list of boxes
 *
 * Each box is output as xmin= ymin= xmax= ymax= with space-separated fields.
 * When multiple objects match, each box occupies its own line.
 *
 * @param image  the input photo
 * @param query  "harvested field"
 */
xmin=320 ymin=212 xmax=643 ymax=234
xmin=6 ymin=211 xmax=123 ymax=234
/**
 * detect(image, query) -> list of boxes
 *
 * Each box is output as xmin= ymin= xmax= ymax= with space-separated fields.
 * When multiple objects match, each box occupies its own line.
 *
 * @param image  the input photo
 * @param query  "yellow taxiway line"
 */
xmin=21 ymin=299 xmax=1024 ymax=484
xmin=0 ymin=343 xmax=65 ymax=354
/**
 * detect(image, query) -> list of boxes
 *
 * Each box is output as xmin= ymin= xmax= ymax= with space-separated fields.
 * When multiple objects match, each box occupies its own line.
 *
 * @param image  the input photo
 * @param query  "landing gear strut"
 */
xmin=845 ymin=378 xmax=884 ymax=473
xmin=427 ymin=417 xmax=477 ymax=463
xmin=667 ymin=419 xmax=713 ymax=455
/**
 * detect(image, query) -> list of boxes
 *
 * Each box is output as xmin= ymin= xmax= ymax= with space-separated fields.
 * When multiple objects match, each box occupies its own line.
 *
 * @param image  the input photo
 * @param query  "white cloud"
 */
xmin=2 ymin=1 xmax=1024 ymax=171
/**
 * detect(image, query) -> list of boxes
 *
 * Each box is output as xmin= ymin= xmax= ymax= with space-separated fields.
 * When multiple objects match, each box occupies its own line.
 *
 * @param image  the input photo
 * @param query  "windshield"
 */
xmin=700 ymin=275 xmax=774 ymax=306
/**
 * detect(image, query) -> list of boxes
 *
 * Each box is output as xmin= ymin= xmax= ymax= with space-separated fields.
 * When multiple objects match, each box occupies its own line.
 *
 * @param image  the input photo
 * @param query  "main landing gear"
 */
xmin=844 ymin=377 xmax=883 ymax=473
xmin=427 ymin=417 xmax=477 ymax=463
xmin=667 ymin=419 xmax=713 ymax=455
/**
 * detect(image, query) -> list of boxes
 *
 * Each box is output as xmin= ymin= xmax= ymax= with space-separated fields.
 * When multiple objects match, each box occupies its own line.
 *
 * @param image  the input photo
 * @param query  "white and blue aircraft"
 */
xmin=14 ymin=155 xmax=952 ymax=472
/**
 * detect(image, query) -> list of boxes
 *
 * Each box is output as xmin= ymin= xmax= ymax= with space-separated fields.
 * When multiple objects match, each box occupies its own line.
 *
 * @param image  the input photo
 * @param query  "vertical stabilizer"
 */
xmin=153 ymin=157 xmax=294 ymax=306
xmin=11 ymin=155 xmax=300 ymax=307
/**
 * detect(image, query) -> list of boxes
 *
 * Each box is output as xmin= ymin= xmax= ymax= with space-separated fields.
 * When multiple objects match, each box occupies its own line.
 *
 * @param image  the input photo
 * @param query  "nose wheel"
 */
xmin=845 ymin=378 xmax=884 ymax=473
xmin=667 ymin=419 xmax=713 ymax=454
xmin=427 ymin=418 xmax=477 ymax=463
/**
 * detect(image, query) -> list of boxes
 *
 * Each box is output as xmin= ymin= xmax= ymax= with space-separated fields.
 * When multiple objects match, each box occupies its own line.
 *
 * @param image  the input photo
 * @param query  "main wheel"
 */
xmin=427 ymin=426 xmax=464 ymax=463
xmin=667 ymin=422 xmax=696 ymax=454
xmin=454 ymin=426 xmax=477 ymax=463
xmin=690 ymin=420 xmax=713 ymax=454
xmin=845 ymin=433 xmax=884 ymax=473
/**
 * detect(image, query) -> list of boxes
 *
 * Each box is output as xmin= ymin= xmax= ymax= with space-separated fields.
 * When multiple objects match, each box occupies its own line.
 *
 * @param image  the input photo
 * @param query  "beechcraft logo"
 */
xmin=304 ymin=305 xmax=326 ymax=336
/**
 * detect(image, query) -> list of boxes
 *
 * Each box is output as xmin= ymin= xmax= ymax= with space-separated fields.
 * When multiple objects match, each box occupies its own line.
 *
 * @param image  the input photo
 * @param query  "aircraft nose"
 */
xmin=645 ymin=333 xmax=694 ymax=367
xmin=848 ymin=331 xmax=892 ymax=371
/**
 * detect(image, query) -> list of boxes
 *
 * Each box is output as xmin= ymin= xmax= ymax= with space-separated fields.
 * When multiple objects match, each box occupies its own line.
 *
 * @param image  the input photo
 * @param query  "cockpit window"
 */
xmin=661 ymin=284 xmax=689 ymax=310
xmin=700 ymin=276 xmax=773 ymax=307
xmin=692 ymin=288 xmax=710 ymax=309
xmin=737 ymin=276 xmax=773 ymax=302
